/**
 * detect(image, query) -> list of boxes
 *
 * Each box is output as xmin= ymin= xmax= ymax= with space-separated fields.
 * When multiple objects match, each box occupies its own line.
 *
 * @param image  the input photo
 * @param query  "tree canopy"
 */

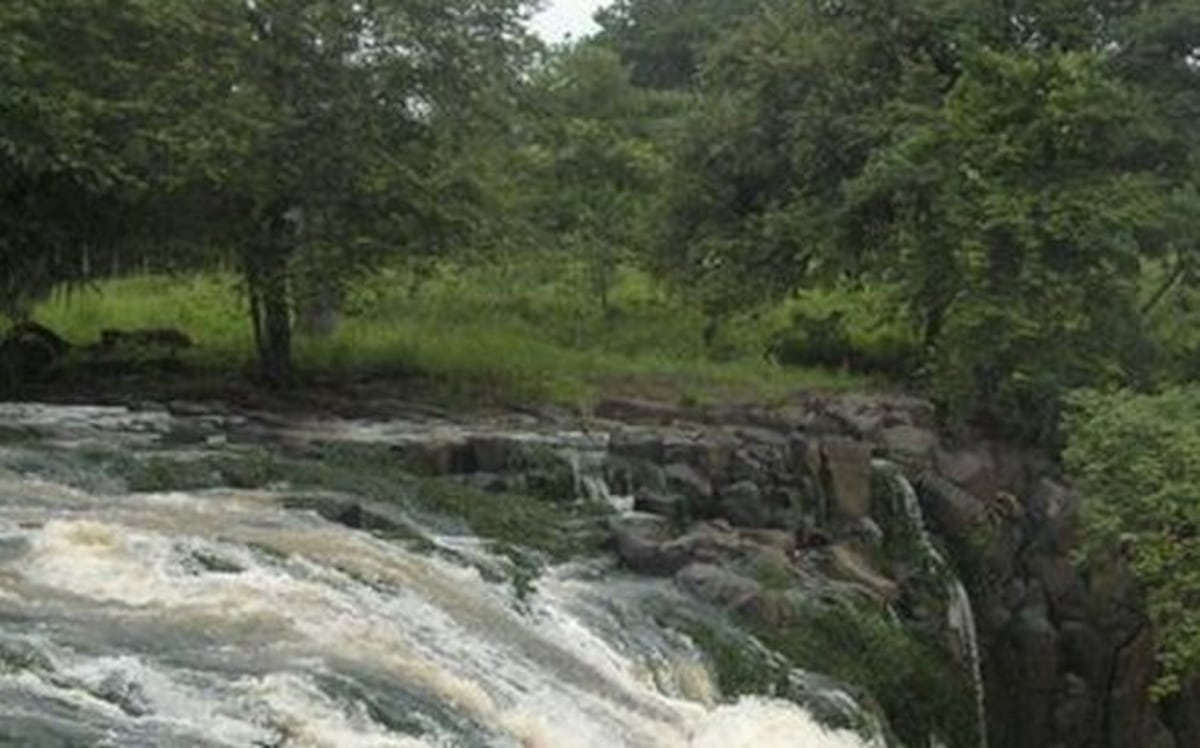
xmin=2 ymin=0 xmax=537 ymax=383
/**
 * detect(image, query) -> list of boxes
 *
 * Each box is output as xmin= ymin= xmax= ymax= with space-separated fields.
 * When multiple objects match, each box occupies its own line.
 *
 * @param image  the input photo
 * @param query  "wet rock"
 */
xmin=1061 ymin=621 xmax=1107 ymax=686
xmin=664 ymin=462 xmax=713 ymax=511
xmin=1052 ymin=674 xmax=1093 ymax=738
xmin=633 ymin=490 xmax=688 ymax=523
xmin=729 ymin=447 xmax=767 ymax=484
xmin=719 ymin=480 xmax=767 ymax=528
xmin=843 ymin=516 xmax=884 ymax=548
xmin=393 ymin=439 xmax=474 ymax=475
xmin=737 ymin=528 xmax=796 ymax=555
xmin=734 ymin=426 xmax=789 ymax=450
xmin=916 ymin=472 xmax=990 ymax=544
xmin=608 ymin=430 xmax=665 ymax=463
xmin=1164 ymin=679 xmax=1200 ymax=748
xmin=821 ymin=437 xmax=873 ymax=520
xmin=1009 ymin=604 xmax=1061 ymax=746
xmin=880 ymin=425 xmax=938 ymax=470
xmin=594 ymin=397 xmax=685 ymax=424
xmin=1109 ymin=626 xmax=1159 ymax=748
xmin=701 ymin=438 xmax=738 ymax=484
xmin=935 ymin=447 xmax=996 ymax=500
xmin=460 ymin=472 xmax=509 ymax=493
xmin=826 ymin=543 xmax=899 ymax=604
xmin=0 ymin=321 xmax=70 ymax=387
xmin=96 ymin=673 xmax=151 ymax=718
xmin=1029 ymin=478 xmax=1080 ymax=552
xmin=1031 ymin=555 xmax=1089 ymax=624
xmin=467 ymin=435 xmax=517 ymax=473
xmin=284 ymin=494 xmax=411 ymax=535
xmin=667 ymin=522 xmax=743 ymax=566
xmin=610 ymin=519 xmax=690 ymax=575
xmin=676 ymin=563 xmax=762 ymax=612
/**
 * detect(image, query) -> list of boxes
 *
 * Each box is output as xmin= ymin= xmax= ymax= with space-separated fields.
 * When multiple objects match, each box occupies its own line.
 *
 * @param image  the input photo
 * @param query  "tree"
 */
xmin=656 ymin=0 xmax=959 ymax=340
xmin=512 ymin=44 xmax=682 ymax=313
xmin=2 ymin=0 xmax=538 ymax=385
xmin=0 ymin=0 xmax=238 ymax=317
xmin=594 ymin=0 xmax=772 ymax=89
xmin=657 ymin=0 xmax=1200 ymax=438
xmin=197 ymin=0 xmax=537 ymax=385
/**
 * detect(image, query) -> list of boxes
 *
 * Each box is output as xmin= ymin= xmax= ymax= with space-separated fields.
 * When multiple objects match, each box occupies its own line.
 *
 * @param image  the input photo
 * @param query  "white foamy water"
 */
xmin=0 ymin=423 xmax=876 ymax=748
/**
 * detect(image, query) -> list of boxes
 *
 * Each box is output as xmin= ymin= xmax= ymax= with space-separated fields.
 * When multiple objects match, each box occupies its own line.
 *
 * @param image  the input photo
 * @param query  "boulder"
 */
xmin=916 ymin=472 xmax=990 ymax=544
xmin=594 ymin=397 xmax=686 ymax=424
xmin=664 ymin=462 xmax=714 ymax=509
xmin=609 ymin=430 xmax=665 ymax=463
xmin=611 ymin=520 xmax=691 ymax=576
xmin=737 ymin=528 xmax=797 ymax=555
xmin=821 ymin=437 xmax=874 ymax=520
xmin=467 ymin=435 xmax=518 ymax=473
xmin=676 ymin=563 xmax=762 ymax=612
xmin=826 ymin=543 xmax=899 ymax=604
xmin=633 ymin=490 xmax=688 ymax=523
xmin=393 ymin=439 xmax=473 ymax=475
xmin=843 ymin=516 xmax=885 ymax=548
xmin=935 ymin=446 xmax=997 ymax=501
xmin=719 ymin=480 xmax=768 ymax=528
xmin=880 ymin=425 xmax=939 ymax=470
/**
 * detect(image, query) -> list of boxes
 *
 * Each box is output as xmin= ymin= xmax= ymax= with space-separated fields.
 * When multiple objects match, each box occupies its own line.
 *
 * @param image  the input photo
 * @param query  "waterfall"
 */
xmin=0 ymin=404 xmax=874 ymax=748
xmin=559 ymin=437 xmax=636 ymax=513
xmin=874 ymin=460 xmax=987 ymax=748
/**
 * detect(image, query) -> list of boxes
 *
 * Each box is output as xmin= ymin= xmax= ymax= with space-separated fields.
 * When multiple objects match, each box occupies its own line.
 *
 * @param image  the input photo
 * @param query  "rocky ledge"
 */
xmin=355 ymin=392 xmax=1193 ymax=748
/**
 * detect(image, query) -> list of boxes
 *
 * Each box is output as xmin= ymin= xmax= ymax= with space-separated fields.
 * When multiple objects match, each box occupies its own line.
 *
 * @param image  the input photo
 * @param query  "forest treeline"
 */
xmin=4 ymin=0 xmax=1200 ymax=700
xmin=5 ymin=0 xmax=1200 ymax=440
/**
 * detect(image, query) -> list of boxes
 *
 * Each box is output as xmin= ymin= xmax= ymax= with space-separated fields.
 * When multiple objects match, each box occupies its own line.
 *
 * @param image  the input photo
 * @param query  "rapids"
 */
xmin=0 ymin=404 xmax=875 ymax=748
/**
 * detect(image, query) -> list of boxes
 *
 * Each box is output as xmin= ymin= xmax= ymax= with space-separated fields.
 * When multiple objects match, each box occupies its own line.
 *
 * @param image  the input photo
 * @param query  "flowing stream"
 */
xmin=0 ymin=404 xmax=875 ymax=748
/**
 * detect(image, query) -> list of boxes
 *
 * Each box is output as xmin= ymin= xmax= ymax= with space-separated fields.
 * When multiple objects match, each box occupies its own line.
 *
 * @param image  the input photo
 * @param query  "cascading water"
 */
xmin=0 ymin=404 xmax=876 ymax=748
xmin=873 ymin=460 xmax=987 ymax=748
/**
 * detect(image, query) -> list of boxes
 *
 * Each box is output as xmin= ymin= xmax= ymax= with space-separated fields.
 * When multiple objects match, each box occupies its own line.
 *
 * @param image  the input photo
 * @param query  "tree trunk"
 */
xmin=246 ymin=252 xmax=293 ymax=388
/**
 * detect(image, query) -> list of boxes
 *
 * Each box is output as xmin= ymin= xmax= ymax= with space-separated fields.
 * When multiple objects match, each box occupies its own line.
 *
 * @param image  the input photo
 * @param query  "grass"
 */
xmin=31 ymin=261 xmax=879 ymax=408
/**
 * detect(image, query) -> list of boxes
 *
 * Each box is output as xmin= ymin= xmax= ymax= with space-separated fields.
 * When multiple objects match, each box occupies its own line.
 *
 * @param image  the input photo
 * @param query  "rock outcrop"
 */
xmin=349 ymin=391 xmax=1188 ymax=748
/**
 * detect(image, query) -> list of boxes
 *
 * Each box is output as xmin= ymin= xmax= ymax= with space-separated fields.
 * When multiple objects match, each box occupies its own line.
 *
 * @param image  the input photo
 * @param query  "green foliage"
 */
xmin=1065 ymin=387 xmax=1200 ymax=697
xmin=502 ymin=44 xmax=685 ymax=313
xmin=2 ymin=0 xmax=539 ymax=383
xmin=594 ymin=0 xmax=773 ymax=90
xmin=655 ymin=0 xmax=1200 ymax=441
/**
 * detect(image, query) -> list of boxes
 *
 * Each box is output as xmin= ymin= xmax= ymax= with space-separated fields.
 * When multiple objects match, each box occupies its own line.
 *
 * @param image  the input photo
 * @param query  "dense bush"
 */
xmin=1065 ymin=388 xmax=1200 ymax=696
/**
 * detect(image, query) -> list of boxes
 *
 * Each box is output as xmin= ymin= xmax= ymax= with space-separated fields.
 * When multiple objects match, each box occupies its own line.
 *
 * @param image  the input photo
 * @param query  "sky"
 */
xmin=529 ymin=0 xmax=610 ymax=42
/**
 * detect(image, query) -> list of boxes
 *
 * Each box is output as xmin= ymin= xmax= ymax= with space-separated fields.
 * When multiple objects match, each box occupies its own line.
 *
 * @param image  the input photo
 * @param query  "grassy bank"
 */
xmin=31 ymin=263 xmax=884 ymax=408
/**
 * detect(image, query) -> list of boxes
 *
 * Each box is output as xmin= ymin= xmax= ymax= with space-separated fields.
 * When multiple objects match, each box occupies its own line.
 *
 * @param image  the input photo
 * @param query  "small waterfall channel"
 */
xmin=0 ymin=403 xmax=877 ymax=748
xmin=874 ymin=461 xmax=987 ymax=748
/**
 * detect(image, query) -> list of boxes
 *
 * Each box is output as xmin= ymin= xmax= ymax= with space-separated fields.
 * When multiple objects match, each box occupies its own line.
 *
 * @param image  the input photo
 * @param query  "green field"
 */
xmin=33 ymin=264 xmax=883 ymax=408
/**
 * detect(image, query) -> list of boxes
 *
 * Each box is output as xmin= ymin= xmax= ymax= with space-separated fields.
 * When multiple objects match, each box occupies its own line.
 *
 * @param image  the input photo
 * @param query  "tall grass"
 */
xmin=38 ymin=274 xmax=255 ymax=366
xmin=33 ymin=261 xmax=874 ymax=406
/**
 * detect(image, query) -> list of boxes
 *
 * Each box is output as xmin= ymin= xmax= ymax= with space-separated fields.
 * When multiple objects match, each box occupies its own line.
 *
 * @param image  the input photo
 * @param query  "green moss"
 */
xmin=505 ymin=445 xmax=577 ymax=503
xmin=0 ymin=641 xmax=50 ymax=675
xmin=762 ymin=600 xmax=978 ymax=748
xmin=655 ymin=606 xmax=884 ymax=739
xmin=603 ymin=456 xmax=667 ymax=496
xmin=657 ymin=588 xmax=976 ymax=747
